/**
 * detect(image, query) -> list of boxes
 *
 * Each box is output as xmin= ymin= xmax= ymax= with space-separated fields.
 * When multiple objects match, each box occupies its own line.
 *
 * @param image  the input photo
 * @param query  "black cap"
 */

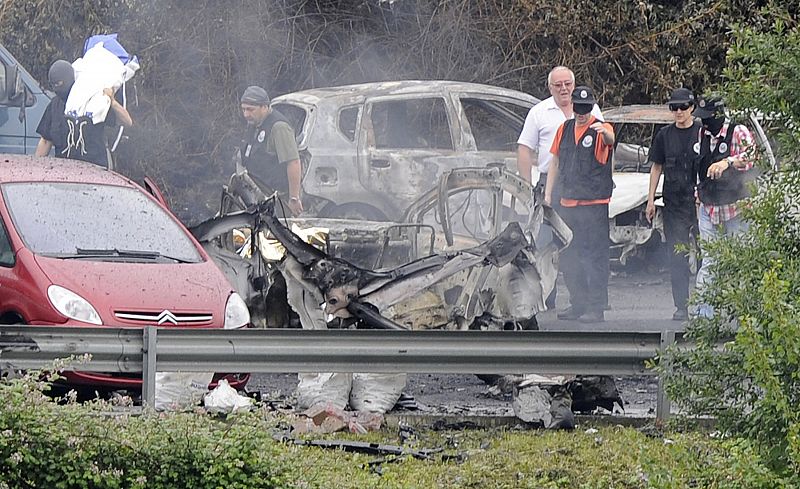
xmin=694 ymin=95 xmax=725 ymax=119
xmin=240 ymin=85 xmax=270 ymax=105
xmin=667 ymin=88 xmax=695 ymax=105
xmin=572 ymin=85 xmax=597 ymax=106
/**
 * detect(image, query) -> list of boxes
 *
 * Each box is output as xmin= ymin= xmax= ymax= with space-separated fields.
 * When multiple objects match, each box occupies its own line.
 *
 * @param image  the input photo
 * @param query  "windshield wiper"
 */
xmin=61 ymin=248 xmax=196 ymax=263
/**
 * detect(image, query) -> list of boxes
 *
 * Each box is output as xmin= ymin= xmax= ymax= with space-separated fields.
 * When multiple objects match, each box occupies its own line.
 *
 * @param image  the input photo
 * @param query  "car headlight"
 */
xmin=47 ymin=285 xmax=102 ymax=325
xmin=224 ymin=292 xmax=250 ymax=329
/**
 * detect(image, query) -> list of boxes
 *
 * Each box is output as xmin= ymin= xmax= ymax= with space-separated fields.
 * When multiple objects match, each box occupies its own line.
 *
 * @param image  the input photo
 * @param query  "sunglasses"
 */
xmin=669 ymin=103 xmax=692 ymax=112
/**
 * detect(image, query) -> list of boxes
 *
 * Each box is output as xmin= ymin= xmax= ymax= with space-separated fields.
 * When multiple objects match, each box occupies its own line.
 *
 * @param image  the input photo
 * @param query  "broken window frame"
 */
xmin=364 ymin=96 xmax=455 ymax=151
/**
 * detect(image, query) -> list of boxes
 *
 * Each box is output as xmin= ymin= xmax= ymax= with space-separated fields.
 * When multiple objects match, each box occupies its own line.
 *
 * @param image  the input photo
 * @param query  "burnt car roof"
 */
xmin=272 ymin=80 xmax=539 ymax=106
xmin=603 ymin=105 xmax=674 ymax=124
xmin=0 ymin=154 xmax=135 ymax=186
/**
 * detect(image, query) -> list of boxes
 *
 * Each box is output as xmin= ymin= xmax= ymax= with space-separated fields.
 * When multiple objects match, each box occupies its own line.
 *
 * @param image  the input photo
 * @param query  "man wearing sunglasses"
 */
xmin=645 ymin=88 xmax=701 ymax=321
xmin=545 ymin=86 xmax=615 ymax=323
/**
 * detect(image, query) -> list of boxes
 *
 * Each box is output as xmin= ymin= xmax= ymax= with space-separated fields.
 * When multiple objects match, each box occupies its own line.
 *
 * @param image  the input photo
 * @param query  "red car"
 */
xmin=0 ymin=155 xmax=250 ymax=391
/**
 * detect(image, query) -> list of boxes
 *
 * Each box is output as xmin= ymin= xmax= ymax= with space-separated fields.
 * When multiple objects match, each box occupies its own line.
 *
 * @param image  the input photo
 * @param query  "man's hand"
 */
xmin=707 ymin=159 xmax=729 ymax=180
xmin=103 ymin=87 xmax=116 ymax=99
xmin=645 ymin=200 xmax=655 ymax=223
xmin=590 ymin=121 xmax=606 ymax=134
xmin=287 ymin=197 xmax=303 ymax=216
xmin=544 ymin=192 xmax=552 ymax=207
xmin=590 ymin=121 xmax=614 ymax=144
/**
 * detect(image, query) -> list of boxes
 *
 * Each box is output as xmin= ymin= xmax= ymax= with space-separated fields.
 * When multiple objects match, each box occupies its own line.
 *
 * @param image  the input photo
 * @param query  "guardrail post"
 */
xmin=142 ymin=326 xmax=157 ymax=407
xmin=656 ymin=330 xmax=676 ymax=421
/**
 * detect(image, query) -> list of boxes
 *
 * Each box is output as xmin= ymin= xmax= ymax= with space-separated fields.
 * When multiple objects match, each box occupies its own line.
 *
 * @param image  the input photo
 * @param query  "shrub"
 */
xmin=0 ymin=366 xmax=299 ymax=489
xmin=660 ymin=5 xmax=800 ymax=478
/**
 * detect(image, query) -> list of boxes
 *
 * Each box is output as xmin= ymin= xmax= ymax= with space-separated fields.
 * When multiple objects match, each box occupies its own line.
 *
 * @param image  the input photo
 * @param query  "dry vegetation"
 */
xmin=0 ymin=0 xmax=782 ymax=222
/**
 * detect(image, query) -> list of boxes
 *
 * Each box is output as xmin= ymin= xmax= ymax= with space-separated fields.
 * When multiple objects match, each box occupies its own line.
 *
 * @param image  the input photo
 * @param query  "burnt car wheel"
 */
xmin=321 ymin=203 xmax=388 ymax=221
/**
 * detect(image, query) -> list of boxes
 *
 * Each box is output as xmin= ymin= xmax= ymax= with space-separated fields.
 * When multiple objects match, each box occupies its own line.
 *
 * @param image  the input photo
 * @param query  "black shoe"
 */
xmin=672 ymin=308 xmax=688 ymax=321
xmin=557 ymin=306 xmax=584 ymax=320
xmin=578 ymin=310 xmax=604 ymax=323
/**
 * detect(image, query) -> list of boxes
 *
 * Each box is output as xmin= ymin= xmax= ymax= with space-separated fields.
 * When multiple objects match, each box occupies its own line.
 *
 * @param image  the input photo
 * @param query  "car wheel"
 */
xmin=321 ymin=203 xmax=388 ymax=221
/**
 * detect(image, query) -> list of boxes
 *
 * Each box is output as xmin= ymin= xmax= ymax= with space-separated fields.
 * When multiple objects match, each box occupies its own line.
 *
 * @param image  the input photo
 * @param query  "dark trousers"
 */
xmin=663 ymin=205 xmax=696 ymax=310
xmin=559 ymin=203 xmax=609 ymax=313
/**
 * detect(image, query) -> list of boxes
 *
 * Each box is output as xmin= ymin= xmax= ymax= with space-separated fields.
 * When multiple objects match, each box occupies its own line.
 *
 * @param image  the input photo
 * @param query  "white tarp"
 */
xmin=65 ymin=43 xmax=139 ymax=124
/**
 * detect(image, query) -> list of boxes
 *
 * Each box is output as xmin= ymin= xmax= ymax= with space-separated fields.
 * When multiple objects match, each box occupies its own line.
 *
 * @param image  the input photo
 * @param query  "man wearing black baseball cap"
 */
xmin=692 ymin=94 xmax=756 ymax=318
xmin=645 ymin=87 xmax=701 ymax=321
xmin=238 ymin=85 xmax=303 ymax=216
xmin=545 ymin=86 xmax=615 ymax=323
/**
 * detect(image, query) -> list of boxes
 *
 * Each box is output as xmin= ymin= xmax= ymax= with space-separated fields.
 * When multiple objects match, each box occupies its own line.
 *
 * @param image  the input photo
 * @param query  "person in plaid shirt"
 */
xmin=693 ymin=95 xmax=756 ymax=318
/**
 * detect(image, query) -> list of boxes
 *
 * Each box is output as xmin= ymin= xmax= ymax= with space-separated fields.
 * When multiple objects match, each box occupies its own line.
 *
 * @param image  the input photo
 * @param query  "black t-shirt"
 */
xmin=649 ymin=122 xmax=700 ymax=205
xmin=648 ymin=123 xmax=697 ymax=167
xmin=36 ymin=95 xmax=116 ymax=167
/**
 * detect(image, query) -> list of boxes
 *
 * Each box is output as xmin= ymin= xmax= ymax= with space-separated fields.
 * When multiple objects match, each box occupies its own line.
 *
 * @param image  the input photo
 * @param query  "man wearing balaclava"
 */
xmin=34 ymin=59 xmax=132 ymax=167
xmin=545 ymin=85 xmax=615 ymax=324
xmin=692 ymin=94 xmax=755 ymax=318
xmin=238 ymin=85 xmax=303 ymax=216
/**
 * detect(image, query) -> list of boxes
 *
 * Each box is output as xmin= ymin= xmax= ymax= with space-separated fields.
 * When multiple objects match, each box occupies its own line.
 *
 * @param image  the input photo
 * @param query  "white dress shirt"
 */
xmin=517 ymin=96 xmax=603 ymax=174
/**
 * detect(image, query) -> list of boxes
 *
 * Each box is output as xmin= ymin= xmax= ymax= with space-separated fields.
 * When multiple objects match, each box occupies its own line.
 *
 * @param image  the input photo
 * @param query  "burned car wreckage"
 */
xmin=191 ymin=167 xmax=625 ymax=423
xmin=191 ymin=166 xmax=571 ymax=331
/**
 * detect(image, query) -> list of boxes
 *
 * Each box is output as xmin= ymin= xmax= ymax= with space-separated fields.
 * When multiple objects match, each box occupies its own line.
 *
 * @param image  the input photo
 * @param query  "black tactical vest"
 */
xmin=660 ymin=121 xmax=700 ymax=206
xmin=557 ymin=119 xmax=613 ymax=201
xmin=696 ymin=122 xmax=749 ymax=205
xmin=241 ymin=109 xmax=293 ymax=193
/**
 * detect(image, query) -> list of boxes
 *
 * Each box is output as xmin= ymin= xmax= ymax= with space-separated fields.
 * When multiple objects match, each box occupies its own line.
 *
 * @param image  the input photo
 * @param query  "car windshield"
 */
xmin=1 ymin=182 xmax=203 ymax=263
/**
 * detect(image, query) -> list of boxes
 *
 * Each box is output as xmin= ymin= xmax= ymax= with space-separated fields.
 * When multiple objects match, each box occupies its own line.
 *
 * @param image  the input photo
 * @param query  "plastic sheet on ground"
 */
xmin=203 ymin=379 xmax=254 ymax=413
xmin=296 ymin=372 xmax=352 ymax=410
xmin=154 ymin=371 xmax=213 ymax=411
xmin=350 ymin=372 xmax=407 ymax=413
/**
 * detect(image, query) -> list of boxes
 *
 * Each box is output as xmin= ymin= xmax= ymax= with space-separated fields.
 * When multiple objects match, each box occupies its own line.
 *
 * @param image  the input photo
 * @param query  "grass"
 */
xmin=275 ymin=422 xmax=785 ymax=489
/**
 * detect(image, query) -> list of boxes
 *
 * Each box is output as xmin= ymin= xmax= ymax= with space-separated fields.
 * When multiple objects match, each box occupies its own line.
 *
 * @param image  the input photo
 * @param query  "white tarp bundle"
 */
xmin=203 ymin=379 xmax=254 ymax=413
xmin=64 ymin=42 xmax=139 ymax=124
xmin=154 ymin=371 xmax=214 ymax=411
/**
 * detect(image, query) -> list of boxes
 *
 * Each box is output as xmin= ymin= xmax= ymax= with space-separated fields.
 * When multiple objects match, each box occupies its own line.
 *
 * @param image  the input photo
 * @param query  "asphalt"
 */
xmin=538 ymin=267 xmax=686 ymax=332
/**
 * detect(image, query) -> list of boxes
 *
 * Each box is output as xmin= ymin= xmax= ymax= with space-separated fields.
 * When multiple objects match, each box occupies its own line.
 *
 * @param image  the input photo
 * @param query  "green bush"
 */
xmin=0 ymin=367 xmax=299 ymax=489
xmin=660 ymin=5 xmax=800 ymax=478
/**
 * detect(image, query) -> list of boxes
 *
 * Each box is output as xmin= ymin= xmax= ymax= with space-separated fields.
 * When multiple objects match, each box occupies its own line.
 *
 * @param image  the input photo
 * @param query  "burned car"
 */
xmin=271 ymin=80 xmax=538 ymax=221
xmin=194 ymin=166 xmax=571 ymax=330
xmin=194 ymin=167 xmax=627 ymax=422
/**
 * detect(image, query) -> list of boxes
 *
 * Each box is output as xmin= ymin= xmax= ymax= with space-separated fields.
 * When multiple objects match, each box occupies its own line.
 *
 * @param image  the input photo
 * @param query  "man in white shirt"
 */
xmin=517 ymin=66 xmax=603 ymax=185
xmin=516 ymin=66 xmax=602 ymax=309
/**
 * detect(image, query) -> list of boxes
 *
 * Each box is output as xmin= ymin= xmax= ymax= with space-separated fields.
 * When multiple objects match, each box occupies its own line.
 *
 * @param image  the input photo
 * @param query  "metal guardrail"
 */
xmin=0 ymin=326 xmax=679 ymax=419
